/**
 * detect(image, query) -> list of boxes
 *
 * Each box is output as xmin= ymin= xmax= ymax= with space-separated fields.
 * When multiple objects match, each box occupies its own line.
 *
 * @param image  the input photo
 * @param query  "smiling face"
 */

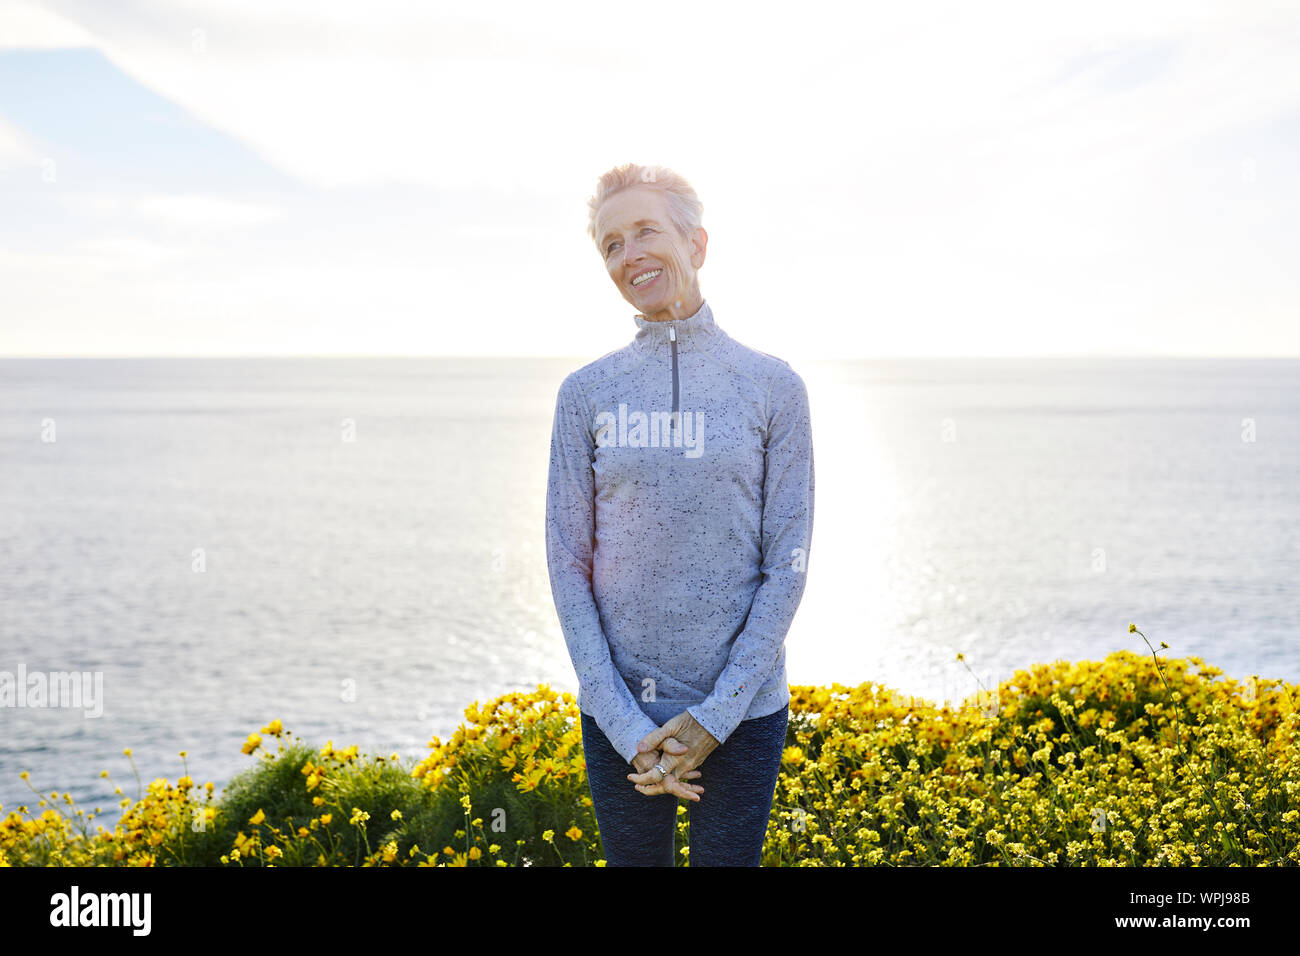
xmin=594 ymin=185 xmax=707 ymax=322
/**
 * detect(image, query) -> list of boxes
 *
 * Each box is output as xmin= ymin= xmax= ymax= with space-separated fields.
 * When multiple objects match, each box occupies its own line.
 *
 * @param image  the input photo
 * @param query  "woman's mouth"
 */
xmin=630 ymin=268 xmax=662 ymax=291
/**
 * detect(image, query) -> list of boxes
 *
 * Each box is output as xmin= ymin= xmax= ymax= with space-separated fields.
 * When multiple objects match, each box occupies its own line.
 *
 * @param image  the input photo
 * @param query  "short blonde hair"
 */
xmin=587 ymin=163 xmax=704 ymax=252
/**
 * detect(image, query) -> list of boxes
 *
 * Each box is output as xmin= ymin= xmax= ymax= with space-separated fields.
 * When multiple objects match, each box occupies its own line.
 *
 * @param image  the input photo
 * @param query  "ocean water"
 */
xmin=0 ymin=356 xmax=1297 ymax=815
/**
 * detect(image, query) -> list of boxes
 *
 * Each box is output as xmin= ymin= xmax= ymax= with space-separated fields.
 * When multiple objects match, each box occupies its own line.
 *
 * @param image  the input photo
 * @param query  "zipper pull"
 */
xmin=668 ymin=325 xmax=678 ymax=431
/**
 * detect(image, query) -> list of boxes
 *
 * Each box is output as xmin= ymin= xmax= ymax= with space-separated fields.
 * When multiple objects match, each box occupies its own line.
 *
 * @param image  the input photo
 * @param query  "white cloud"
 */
xmin=72 ymin=236 xmax=185 ymax=269
xmin=0 ymin=115 xmax=41 ymax=171
xmin=48 ymin=191 xmax=283 ymax=230
xmin=0 ymin=236 xmax=180 ymax=276
xmin=13 ymin=0 xmax=1300 ymax=195
xmin=2 ymin=0 xmax=1298 ymax=355
xmin=52 ymin=192 xmax=126 ymax=217
xmin=133 ymin=194 xmax=283 ymax=226
xmin=0 ymin=0 xmax=97 ymax=49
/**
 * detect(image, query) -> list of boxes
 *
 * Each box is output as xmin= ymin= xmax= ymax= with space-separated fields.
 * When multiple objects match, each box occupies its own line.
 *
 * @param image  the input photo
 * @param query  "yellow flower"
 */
xmin=542 ymin=829 xmax=555 ymax=843
xmin=123 ymin=748 xmax=132 ymax=757
xmin=249 ymin=808 xmax=266 ymax=825
xmin=319 ymin=813 xmax=332 ymax=825
xmin=391 ymin=809 xmax=403 ymax=821
xmin=565 ymin=826 xmax=583 ymax=841
xmin=265 ymin=845 xmax=282 ymax=860
xmin=468 ymin=846 xmax=482 ymax=860
xmin=241 ymin=734 xmax=262 ymax=755
xmin=261 ymin=719 xmax=284 ymax=737
xmin=1129 ymin=623 xmax=1136 ymax=633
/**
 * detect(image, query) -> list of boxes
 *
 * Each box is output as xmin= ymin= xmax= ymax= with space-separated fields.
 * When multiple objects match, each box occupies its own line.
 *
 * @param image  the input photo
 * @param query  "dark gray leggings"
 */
xmin=580 ymin=705 xmax=789 ymax=866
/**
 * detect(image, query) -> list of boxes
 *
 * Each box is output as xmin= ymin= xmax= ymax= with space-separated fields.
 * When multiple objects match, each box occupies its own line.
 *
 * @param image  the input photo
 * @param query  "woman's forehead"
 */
xmin=597 ymin=186 xmax=667 ymax=233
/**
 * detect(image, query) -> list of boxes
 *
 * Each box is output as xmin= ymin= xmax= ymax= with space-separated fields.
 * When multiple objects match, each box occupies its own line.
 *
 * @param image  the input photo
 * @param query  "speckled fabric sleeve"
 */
xmin=686 ymin=362 xmax=815 ymax=746
xmin=545 ymin=373 xmax=662 ymax=763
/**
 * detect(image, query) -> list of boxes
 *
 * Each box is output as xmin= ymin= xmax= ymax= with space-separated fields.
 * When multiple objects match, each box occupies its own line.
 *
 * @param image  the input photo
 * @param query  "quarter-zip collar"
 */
xmin=631 ymin=298 xmax=723 ymax=355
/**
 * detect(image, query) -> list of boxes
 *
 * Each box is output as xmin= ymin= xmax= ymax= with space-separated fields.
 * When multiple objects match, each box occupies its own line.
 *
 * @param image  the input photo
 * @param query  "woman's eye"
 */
xmin=606 ymin=229 xmax=651 ymax=254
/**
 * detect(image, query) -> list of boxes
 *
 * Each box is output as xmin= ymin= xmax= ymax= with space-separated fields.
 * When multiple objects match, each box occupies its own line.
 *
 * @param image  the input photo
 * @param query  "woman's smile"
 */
xmin=630 ymin=268 xmax=662 ymax=291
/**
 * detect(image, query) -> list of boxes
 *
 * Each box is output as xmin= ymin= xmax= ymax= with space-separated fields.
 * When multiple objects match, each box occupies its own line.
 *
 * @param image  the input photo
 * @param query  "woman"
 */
xmin=545 ymin=163 xmax=815 ymax=866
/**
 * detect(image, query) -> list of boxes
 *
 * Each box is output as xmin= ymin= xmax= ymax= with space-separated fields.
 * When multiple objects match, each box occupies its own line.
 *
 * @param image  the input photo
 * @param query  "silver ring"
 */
xmin=654 ymin=763 xmax=668 ymax=780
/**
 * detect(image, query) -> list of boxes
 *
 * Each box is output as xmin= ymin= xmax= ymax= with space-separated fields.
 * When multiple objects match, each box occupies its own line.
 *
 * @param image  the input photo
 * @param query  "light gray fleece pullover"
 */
xmin=545 ymin=298 xmax=815 ymax=764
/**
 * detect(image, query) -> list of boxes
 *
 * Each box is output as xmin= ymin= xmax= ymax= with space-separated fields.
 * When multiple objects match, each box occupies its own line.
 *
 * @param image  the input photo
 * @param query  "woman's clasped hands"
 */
xmin=627 ymin=711 xmax=720 ymax=802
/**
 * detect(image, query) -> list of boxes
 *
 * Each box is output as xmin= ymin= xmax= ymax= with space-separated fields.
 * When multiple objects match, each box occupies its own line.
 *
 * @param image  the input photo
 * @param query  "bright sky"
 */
xmin=1 ymin=0 xmax=1298 ymax=358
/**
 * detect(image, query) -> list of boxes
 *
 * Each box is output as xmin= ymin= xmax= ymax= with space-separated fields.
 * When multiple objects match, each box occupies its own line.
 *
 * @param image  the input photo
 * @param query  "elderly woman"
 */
xmin=545 ymin=163 xmax=815 ymax=866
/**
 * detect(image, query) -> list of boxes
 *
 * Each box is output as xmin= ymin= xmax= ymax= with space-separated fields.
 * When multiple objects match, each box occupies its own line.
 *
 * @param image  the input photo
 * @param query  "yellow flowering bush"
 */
xmin=0 ymin=749 xmax=221 ymax=866
xmin=409 ymin=685 xmax=611 ymax=866
xmin=770 ymin=647 xmax=1298 ymax=866
xmin=3 ymin=641 xmax=1296 ymax=867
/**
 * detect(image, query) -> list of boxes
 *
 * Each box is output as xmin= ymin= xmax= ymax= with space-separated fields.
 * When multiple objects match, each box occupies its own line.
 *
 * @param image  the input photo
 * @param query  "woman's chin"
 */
xmin=632 ymin=289 xmax=679 ymax=316
xmin=628 ymin=294 xmax=660 ymax=315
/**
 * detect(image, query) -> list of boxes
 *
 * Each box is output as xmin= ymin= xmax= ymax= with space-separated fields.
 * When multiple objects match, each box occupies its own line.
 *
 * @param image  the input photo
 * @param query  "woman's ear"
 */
xmin=691 ymin=226 xmax=708 ymax=269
